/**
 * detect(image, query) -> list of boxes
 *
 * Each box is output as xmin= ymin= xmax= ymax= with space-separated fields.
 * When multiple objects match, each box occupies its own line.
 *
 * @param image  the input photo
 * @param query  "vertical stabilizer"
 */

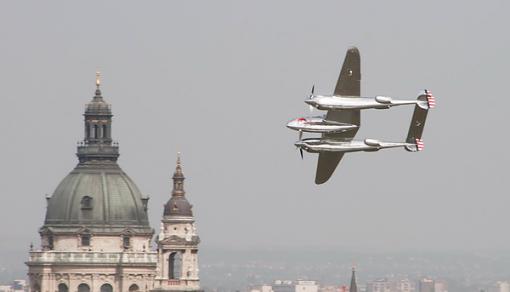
xmin=405 ymin=91 xmax=431 ymax=152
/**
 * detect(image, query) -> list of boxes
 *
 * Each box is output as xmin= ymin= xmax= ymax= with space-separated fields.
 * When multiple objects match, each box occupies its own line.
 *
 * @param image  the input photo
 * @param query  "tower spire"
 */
xmin=96 ymin=71 xmax=101 ymax=88
xmin=95 ymin=71 xmax=102 ymax=97
xmin=176 ymin=152 xmax=182 ymax=168
xmin=349 ymin=266 xmax=358 ymax=292
xmin=172 ymin=152 xmax=185 ymax=197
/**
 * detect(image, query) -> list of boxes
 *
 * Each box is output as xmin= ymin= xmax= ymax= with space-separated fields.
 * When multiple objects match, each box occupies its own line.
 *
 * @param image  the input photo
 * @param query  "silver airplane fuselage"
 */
xmin=295 ymin=138 xmax=413 ymax=154
xmin=305 ymin=95 xmax=428 ymax=110
xmin=286 ymin=116 xmax=358 ymax=133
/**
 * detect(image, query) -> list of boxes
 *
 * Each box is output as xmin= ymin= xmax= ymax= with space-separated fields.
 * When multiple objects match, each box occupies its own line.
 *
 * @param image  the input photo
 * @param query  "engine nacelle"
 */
xmin=364 ymin=139 xmax=381 ymax=147
xmin=375 ymin=96 xmax=392 ymax=104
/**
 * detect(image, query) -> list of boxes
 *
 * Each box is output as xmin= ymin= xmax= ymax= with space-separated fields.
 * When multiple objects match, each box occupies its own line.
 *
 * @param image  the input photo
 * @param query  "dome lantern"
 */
xmin=77 ymin=72 xmax=118 ymax=163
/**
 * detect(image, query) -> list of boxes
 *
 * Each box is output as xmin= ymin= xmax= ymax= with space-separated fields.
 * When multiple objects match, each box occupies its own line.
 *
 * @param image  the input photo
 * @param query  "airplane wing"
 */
xmin=315 ymin=152 xmax=345 ymax=184
xmin=316 ymin=47 xmax=361 ymax=184
xmin=325 ymin=47 xmax=361 ymax=129
xmin=333 ymin=47 xmax=361 ymax=96
xmin=315 ymin=129 xmax=353 ymax=185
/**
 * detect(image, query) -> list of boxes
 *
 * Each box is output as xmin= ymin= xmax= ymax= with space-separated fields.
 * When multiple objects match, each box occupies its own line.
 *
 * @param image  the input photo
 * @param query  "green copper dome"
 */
xmin=44 ymin=162 xmax=151 ymax=234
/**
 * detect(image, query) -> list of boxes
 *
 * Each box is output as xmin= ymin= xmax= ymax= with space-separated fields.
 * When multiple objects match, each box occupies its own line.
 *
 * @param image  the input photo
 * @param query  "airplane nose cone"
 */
xmin=286 ymin=119 xmax=299 ymax=129
xmin=304 ymin=99 xmax=314 ymax=106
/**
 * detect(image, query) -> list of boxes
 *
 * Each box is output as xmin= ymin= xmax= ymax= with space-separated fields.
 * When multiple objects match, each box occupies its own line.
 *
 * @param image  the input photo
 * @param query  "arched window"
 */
xmin=100 ymin=283 xmax=113 ymax=292
xmin=86 ymin=124 xmax=91 ymax=139
xmin=102 ymin=124 xmax=108 ymax=138
xmin=78 ymin=283 xmax=90 ymax=292
xmin=129 ymin=284 xmax=140 ymax=292
xmin=48 ymin=234 xmax=54 ymax=250
xmin=94 ymin=125 xmax=99 ymax=139
xmin=81 ymin=232 xmax=91 ymax=246
xmin=123 ymin=235 xmax=131 ymax=249
xmin=58 ymin=283 xmax=69 ymax=292
xmin=168 ymin=252 xmax=182 ymax=279
xmin=81 ymin=196 xmax=93 ymax=210
xmin=33 ymin=283 xmax=41 ymax=292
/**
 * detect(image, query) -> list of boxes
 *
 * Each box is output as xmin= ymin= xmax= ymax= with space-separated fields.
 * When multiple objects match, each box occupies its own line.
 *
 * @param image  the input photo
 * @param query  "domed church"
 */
xmin=26 ymin=75 xmax=201 ymax=292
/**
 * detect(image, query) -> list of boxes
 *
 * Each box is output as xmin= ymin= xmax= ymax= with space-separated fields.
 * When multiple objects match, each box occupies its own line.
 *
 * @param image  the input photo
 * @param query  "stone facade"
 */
xmin=27 ymin=252 xmax=156 ymax=291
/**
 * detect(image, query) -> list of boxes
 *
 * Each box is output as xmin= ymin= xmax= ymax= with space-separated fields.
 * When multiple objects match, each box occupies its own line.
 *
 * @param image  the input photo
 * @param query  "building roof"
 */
xmin=163 ymin=154 xmax=193 ymax=218
xmin=43 ymin=162 xmax=151 ymax=234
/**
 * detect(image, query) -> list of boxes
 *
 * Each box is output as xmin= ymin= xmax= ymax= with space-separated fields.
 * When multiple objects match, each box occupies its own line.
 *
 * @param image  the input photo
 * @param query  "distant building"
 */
xmin=367 ymin=279 xmax=393 ymax=292
xmin=319 ymin=286 xmax=344 ymax=292
xmin=272 ymin=280 xmax=295 ymax=292
xmin=498 ymin=281 xmax=510 ymax=292
xmin=433 ymin=280 xmax=447 ymax=292
xmin=395 ymin=279 xmax=415 ymax=292
xmin=0 ymin=280 xmax=28 ymax=292
xmin=295 ymin=280 xmax=319 ymax=292
xmin=261 ymin=285 xmax=274 ymax=292
xmin=418 ymin=278 xmax=434 ymax=292
xmin=262 ymin=280 xmax=318 ymax=292
xmin=263 ymin=269 xmax=359 ymax=292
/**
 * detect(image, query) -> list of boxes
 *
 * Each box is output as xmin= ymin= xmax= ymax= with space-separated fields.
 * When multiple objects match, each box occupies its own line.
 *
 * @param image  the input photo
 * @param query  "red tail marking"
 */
xmin=415 ymin=138 xmax=425 ymax=151
xmin=425 ymin=90 xmax=436 ymax=109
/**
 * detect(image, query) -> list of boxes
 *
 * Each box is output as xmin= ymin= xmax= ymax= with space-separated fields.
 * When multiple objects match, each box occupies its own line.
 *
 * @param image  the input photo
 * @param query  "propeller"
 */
xmin=308 ymin=84 xmax=315 ymax=112
xmin=298 ymin=130 xmax=303 ymax=141
xmin=299 ymin=148 xmax=304 ymax=159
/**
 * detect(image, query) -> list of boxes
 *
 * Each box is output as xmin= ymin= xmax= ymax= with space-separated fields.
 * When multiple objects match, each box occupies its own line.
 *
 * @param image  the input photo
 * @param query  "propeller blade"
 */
xmin=298 ymin=130 xmax=303 ymax=141
xmin=311 ymin=85 xmax=315 ymax=95
xmin=299 ymin=148 xmax=304 ymax=159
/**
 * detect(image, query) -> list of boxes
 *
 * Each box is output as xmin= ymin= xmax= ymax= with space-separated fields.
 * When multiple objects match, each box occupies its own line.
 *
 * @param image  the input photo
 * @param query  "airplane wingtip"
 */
xmin=347 ymin=46 xmax=360 ymax=55
xmin=314 ymin=175 xmax=330 ymax=185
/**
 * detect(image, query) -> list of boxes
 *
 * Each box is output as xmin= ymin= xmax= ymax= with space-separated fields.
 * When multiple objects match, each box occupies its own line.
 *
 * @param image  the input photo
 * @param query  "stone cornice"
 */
xmin=158 ymin=235 xmax=200 ymax=247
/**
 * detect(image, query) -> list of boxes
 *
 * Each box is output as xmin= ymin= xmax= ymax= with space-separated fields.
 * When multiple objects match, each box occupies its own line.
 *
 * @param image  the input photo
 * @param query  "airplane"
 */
xmin=289 ymin=47 xmax=434 ymax=184
xmin=295 ymin=100 xmax=429 ymax=157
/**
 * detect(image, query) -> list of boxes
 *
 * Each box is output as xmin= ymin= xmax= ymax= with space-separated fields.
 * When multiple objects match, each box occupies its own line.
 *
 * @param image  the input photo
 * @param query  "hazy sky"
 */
xmin=1 ymin=0 xmax=509 ymax=266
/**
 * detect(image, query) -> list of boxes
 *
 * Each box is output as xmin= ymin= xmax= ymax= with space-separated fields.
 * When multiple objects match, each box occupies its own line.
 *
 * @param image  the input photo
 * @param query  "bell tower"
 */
xmin=153 ymin=154 xmax=201 ymax=292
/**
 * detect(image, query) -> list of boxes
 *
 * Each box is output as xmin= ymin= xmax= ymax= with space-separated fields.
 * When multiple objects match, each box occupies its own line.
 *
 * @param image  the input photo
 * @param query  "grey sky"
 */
xmin=1 ymin=0 xmax=509 ymax=266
